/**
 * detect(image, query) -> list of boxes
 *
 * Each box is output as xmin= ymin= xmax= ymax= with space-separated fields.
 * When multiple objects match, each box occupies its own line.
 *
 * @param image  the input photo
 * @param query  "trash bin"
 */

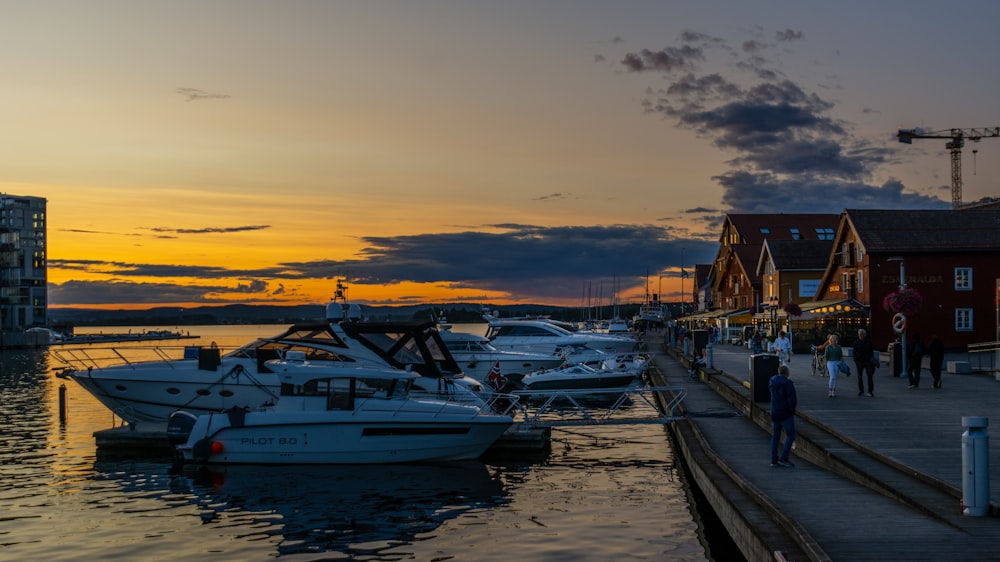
xmin=888 ymin=342 xmax=902 ymax=377
xmin=750 ymin=353 xmax=779 ymax=402
xmin=692 ymin=329 xmax=709 ymax=352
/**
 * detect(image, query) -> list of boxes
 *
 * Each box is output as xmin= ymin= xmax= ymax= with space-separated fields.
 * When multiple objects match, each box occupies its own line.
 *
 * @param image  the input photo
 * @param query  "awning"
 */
xmin=753 ymin=309 xmax=787 ymax=321
xmin=797 ymin=299 xmax=867 ymax=320
xmin=683 ymin=308 xmax=749 ymax=321
xmin=683 ymin=309 xmax=727 ymax=320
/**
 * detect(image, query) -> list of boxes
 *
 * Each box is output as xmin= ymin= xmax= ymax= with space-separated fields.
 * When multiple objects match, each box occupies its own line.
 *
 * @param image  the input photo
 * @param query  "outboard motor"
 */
xmin=166 ymin=410 xmax=199 ymax=446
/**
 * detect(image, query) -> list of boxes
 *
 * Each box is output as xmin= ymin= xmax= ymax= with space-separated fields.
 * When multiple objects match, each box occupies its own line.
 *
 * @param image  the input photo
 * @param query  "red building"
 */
xmin=814 ymin=208 xmax=1000 ymax=350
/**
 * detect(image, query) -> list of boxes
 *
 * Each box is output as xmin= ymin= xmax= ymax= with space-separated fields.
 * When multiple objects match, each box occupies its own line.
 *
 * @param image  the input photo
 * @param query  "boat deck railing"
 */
xmin=507 ymin=385 xmax=686 ymax=428
xmin=49 ymin=345 xmax=198 ymax=371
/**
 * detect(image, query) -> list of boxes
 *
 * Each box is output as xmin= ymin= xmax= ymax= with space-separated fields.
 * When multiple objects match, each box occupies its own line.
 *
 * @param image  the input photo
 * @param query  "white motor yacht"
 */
xmin=169 ymin=354 xmax=514 ymax=465
xmin=438 ymin=328 xmax=565 ymax=383
xmin=518 ymin=360 xmax=641 ymax=391
xmin=482 ymin=311 xmax=638 ymax=365
xmin=54 ymin=288 xmax=485 ymax=423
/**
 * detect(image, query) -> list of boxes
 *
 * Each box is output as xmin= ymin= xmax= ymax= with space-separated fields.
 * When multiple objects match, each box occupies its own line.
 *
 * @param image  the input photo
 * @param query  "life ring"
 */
xmin=892 ymin=313 xmax=907 ymax=334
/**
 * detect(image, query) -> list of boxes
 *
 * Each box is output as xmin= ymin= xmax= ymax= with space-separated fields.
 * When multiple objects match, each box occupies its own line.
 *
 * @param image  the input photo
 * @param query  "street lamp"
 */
xmin=768 ymin=294 xmax=779 ymax=337
xmin=781 ymin=282 xmax=793 ymax=344
xmin=888 ymin=257 xmax=907 ymax=378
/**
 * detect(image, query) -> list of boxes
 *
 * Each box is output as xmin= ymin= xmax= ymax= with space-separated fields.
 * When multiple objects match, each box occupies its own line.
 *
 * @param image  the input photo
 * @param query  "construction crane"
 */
xmin=897 ymin=127 xmax=1000 ymax=208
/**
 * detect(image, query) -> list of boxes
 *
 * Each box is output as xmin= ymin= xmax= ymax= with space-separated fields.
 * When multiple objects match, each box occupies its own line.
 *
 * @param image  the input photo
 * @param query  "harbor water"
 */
xmin=1 ymin=324 xmax=736 ymax=561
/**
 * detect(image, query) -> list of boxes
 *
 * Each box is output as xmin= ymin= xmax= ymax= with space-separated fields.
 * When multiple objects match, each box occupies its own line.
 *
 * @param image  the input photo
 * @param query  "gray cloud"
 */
xmin=148 ymin=225 xmax=271 ymax=234
xmin=775 ymin=29 xmax=804 ymax=42
xmin=621 ymin=27 xmax=949 ymax=213
xmin=47 ymin=225 xmax=719 ymax=305
xmin=176 ymin=87 xmax=231 ymax=102
xmin=49 ymin=280 xmax=243 ymax=305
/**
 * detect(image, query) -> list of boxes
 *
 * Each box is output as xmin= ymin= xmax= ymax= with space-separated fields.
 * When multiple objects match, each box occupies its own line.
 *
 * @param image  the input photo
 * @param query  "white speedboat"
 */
xmin=518 ymin=361 xmax=641 ymax=391
xmin=482 ymin=311 xmax=638 ymax=364
xmin=53 ymin=290 xmax=485 ymax=423
xmin=169 ymin=355 xmax=514 ymax=465
xmin=438 ymin=328 xmax=565 ymax=383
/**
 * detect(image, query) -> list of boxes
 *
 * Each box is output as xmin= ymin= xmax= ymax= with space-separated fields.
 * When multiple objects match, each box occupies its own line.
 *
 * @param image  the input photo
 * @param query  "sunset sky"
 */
xmin=2 ymin=1 xmax=996 ymax=310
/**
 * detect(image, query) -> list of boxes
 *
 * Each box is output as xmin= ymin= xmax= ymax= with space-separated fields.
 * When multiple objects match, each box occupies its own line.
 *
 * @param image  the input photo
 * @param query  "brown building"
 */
xmin=756 ymin=238 xmax=836 ymax=348
xmin=710 ymin=213 xmax=840 ymax=314
xmin=814 ymin=208 xmax=1000 ymax=351
xmin=684 ymin=213 xmax=840 ymax=342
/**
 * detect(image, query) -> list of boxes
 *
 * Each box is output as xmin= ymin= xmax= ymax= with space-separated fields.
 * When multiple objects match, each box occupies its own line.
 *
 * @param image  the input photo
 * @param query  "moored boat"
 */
xmin=438 ymin=327 xmax=565 ymax=383
xmin=518 ymin=359 xmax=643 ymax=391
xmin=53 ymin=282 xmax=485 ymax=423
xmin=482 ymin=310 xmax=638 ymax=365
xmin=169 ymin=354 xmax=515 ymax=464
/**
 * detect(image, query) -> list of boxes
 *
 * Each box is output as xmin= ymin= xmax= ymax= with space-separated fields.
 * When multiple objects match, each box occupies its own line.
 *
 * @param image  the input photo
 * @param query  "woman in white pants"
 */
xmin=823 ymin=334 xmax=844 ymax=397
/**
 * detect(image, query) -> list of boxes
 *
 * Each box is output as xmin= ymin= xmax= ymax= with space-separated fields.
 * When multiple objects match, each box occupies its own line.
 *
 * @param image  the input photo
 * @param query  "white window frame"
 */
xmin=954 ymin=267 xmax=972 ymax=291
xmin=857 ymin=270 xmax=864 ymax=294
xmin=956 ymin=308 xmax=973 ymax=332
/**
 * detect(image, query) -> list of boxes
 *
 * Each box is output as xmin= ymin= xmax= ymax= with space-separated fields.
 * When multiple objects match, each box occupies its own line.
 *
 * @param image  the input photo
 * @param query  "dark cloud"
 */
xmin=60 ymin=228 xmax=115 ymax=234
xmin=48 ymin=225 xmax=718 ymax=305
xmin=148 ymin=225 xmax=271 ymax=234
xmin=775 ymin=29 xmax=803 ymax=42
xmin=620 ymin=27 xmax=949 ymax=213
xmin=176 ymin=87 xmax=231 ymax=102
xmin=533 ymin=192 xmax=572 ymax=201
xmin=285 ymin=224 xmax=718 ymax=300
xmin=621 ymin=46 xmax=702 ymax=73
xmin=49 ymin=280 xmax=245 ymax=305
xmin=48 ymin=259 xmax=299 ymax=279
xmin=712 ymin=171 xmax=946 ymax=213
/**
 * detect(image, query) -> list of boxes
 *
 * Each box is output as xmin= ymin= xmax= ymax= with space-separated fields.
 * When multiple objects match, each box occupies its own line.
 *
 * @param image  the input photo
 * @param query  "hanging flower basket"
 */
xmin=882 ymin=287 xmax=923 ymax=316
xmin=783 ymin=302 xmax=802 ymax=317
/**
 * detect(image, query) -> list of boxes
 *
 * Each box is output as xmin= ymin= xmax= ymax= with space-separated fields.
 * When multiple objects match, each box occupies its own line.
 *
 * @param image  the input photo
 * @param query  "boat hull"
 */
xmin=177 ymin=409 xmax=513 ymax=464
xmin=63 ymin=359 xmax=278 ymax=423
xmin=522 ymin=373 xmax=638 ymax=391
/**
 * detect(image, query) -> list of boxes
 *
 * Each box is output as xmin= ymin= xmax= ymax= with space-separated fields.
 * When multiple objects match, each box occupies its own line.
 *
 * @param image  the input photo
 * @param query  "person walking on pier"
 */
xmin=928 ymin=335 xmax=945 ymax=389
xmin=907 ymin=333 xmax=926 ymax=389
xmin=823 ymin=334 xmax=843 ymax=397
xmin=769 ymin=364 xmax=797 ymax=468
xmin=853 ymin=329 xmax=876 ymax=397
xmin=772 ymin=330 xmax=792 ymax=366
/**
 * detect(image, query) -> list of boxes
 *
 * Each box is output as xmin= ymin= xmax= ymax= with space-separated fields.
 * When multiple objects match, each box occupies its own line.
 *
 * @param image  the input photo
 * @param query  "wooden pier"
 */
xmin=650 ymin=333 xmax=1000 ymax=561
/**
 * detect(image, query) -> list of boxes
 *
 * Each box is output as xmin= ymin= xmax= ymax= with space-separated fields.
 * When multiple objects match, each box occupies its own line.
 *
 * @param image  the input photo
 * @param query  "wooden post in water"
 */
xmin=59 ymin=384 xmax=67 ymax=425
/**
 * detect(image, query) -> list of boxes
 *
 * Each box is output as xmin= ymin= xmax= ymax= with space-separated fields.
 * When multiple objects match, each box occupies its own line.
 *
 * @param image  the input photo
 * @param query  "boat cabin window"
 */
xmin=497 ymin=325 xmax=558 ymax=337
xmin=326 ymin=377 xmax=355 ymax=410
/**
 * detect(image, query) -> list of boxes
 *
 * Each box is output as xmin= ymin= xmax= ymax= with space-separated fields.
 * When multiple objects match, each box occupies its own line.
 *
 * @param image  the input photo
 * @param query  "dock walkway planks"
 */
xmin=648 ymin=333 xmax=1000 ymax=561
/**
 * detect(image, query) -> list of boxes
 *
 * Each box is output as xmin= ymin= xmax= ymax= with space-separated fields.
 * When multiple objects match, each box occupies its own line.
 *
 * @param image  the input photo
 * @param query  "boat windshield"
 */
xmin=340 ymin=322 xmax=462 ymax=378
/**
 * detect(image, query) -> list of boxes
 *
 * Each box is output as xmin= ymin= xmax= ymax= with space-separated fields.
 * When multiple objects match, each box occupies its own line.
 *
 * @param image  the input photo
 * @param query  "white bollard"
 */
xmin=962 ymin=416 xmax=990 ymax=516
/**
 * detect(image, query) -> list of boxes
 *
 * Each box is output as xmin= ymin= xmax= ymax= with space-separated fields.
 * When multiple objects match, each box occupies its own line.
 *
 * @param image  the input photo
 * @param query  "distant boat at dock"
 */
xmin=52 ymin=329 xmax=198 ymax=345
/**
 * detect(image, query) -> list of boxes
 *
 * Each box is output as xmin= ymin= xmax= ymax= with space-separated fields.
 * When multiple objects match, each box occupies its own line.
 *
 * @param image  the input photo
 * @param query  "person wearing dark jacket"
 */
xmin=853 ymin=328 xmax=876 ymax=397
xmin=769 ymin=364 xmax=797 ymax=467
xmin=928 ymin=335 xmax=945 ymax=389
xmin=908 ymin=333 xmax=926 ymax=389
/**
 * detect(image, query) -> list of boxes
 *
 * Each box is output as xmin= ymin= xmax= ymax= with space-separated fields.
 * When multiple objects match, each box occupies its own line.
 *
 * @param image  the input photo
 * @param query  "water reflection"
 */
xmin=0 ymin=349 xmax=53 ymax=466
xmin=96 ymin=460 xmax=509 ymax=558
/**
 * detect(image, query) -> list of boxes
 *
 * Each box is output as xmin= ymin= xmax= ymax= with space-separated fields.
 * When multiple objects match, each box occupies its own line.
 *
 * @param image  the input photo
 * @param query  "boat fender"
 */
xmin=166 ymin=411 xmax=199 ymax=446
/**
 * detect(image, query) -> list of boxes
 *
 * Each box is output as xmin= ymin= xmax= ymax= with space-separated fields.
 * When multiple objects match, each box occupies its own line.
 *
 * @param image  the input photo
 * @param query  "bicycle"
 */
xmin=810 ymin=346 xmax=825 ymax=376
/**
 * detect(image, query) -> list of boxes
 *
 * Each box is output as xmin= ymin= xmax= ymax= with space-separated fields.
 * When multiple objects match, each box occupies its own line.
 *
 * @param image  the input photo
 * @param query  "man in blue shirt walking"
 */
xmin=769 ymin=364 xmax=797 ymax=468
